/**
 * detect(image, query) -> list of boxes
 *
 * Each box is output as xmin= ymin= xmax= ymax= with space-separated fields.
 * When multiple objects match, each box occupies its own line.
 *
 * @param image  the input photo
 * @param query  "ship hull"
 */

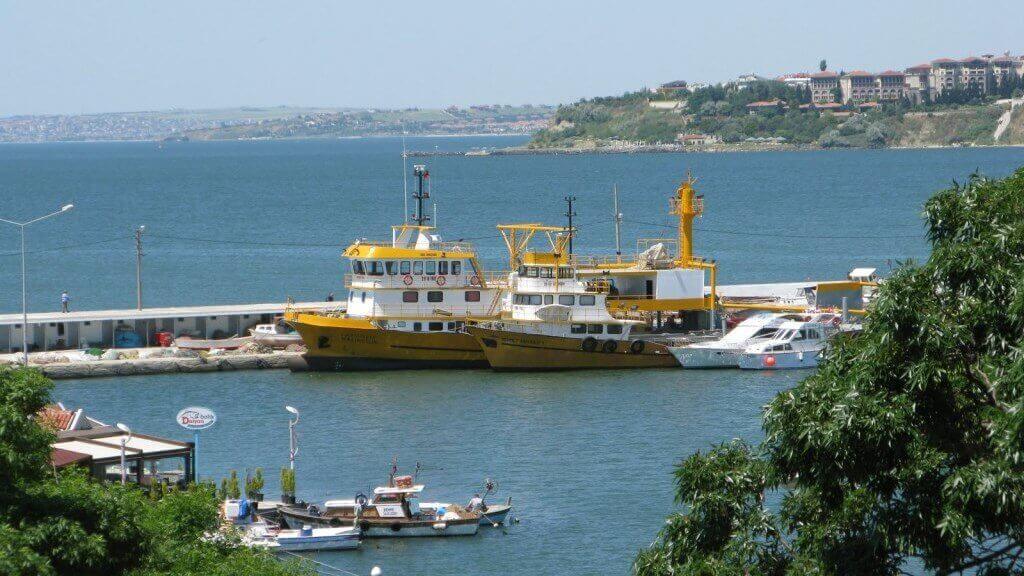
xmin=286 ymin=313 xmax=487 ymax=371
xmin=466 ymin=326 xmax=680 ymax=371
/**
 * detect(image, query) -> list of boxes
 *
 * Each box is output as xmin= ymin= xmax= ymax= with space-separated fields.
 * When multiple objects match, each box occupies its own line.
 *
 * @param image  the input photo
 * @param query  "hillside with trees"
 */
xmin=529 ymin=80 xmax=1023 ymax=150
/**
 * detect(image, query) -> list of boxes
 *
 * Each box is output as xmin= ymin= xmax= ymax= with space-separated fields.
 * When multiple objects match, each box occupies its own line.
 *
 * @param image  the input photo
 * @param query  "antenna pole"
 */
xmin=564 ymin=195 xmax=576 ymax=255
xmin=402 ymin=133 xmax=409 ymax=224
xmin=413 ymin=164 xmax=430 ymax=226
xmin=612 ymin=185 xmax=622 ymax=263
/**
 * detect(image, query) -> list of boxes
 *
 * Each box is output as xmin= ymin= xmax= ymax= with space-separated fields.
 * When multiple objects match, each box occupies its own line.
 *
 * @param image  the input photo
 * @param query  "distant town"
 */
xmin=0 ymin=104 xmax=555 ymax=143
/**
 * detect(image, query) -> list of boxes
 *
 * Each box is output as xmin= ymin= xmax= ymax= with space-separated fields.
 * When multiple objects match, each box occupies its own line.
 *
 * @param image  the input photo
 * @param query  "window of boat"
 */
xmin=413 ymin=322 xmax=422 ymax=332
xmin=543 ymin=295 xmax=554 ymax=305
xmin=368 ymin=261 xmax=385 ymax=276
xmin=465 ymin=290 xmax=480 ymax=302
xmin=353 ymin=260 xmax=365 ymax=275
xmin=518 ymin=265 xmax=527 ymax=276
xmin=452 ymin=260 xmax=462 ymax=275
xmin=413 ymin=261 xmax=424 ymax=275
xmin=386 ymin=261 xmax=398 ymax=275
xmin=794 ymin=330 xmax=806 ymax=340
xmin=438 ymin=260 xmax=449 ymax=275
xmin=558 ymin=295 xmax=575 ymax=306
xmin=426 ymin=261 xmax=437 ymax=275
xmin=807 ymin=329 xmax=821 ymax=339
xmin=427 ymin=291 xmax=443 ymax=303
xmin=587 ymin=324 xmax=604 ymax=334
xmin=579 ymin=295 xmax=596 ymax=306
xmin=447 ymin=322 xmax=456 ymax=330
xmin=428 ymin=322 xmax=444 ymax=331
xmin=539 ymin=267 xmax=553 ymax=278
xmin=455 ymin=321 xmax=464 ymax=330
xmin=402 ymin=291 xmax=419 ymax=303
xmin=571 ymin=323 xmax=587 ymax=334
xmin=361 ymin=292 xmax=366 ymax=303
xmin=752 ymin=328 xmax=776 ymax=338
xmin=558 ymin=267 xmax=574 ymax=278
xmin=526 ymin=267 xmax=538 ymax=278
xmin=528 ymin=294 xmax=542 ymax=305
xmin=400 ymin=261 xmax=411 ymax=275
xmin=607 ymin=324 xmax=623 ymax=334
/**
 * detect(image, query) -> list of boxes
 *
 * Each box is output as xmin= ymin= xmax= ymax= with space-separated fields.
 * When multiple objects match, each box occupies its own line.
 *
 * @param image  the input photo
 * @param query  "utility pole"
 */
xmin=413 ymin=165 xmax=430 ymax=226
xmin=135 ymin=226 xmax=145 ymax=310
xmin=564 ymin=195 xmax=576 ymax=255
xmin=612 ymin=185 xmax=622 ymax=262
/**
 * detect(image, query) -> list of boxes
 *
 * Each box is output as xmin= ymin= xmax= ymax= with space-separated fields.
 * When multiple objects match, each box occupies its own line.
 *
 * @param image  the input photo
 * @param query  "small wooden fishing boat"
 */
xmin=174 ymin=335 xmax=252 ymax=350
xmin=279 ymin=475 xmax=482 ymax=538
xmin=222 ymin=499 xmax=359 ymax=551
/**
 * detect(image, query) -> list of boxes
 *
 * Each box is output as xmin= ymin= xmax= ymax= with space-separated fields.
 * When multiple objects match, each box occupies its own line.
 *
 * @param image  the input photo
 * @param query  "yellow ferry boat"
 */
xmin=286 ymin=166 xmax=504 ymax=371
xmin=465 ymin=176 xmax=716 ymax=371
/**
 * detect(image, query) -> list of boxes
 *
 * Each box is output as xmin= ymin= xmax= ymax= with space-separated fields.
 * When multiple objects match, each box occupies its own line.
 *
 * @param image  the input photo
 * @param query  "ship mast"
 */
xmin=612 ymin=184 xmax=622 ymax=263
xmin=412 ymin=164 xmax=431 ymax=227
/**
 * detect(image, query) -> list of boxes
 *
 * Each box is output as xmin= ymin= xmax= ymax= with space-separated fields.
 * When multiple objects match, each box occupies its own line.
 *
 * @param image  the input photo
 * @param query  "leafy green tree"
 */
xmin=0 ymin=367 xmax=311 ymax=576
xmin=636 ymin=168 xmax=1024 ymax=575
xmin=819 ymin=59 xmax=827 ymax=72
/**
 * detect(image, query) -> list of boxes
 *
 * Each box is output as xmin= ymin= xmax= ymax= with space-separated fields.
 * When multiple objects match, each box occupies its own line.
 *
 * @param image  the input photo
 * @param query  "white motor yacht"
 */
xmin=736 ymin=318 xmax=837 ymax=370
xmin=670 ymin=313 xmax=801 ymax=368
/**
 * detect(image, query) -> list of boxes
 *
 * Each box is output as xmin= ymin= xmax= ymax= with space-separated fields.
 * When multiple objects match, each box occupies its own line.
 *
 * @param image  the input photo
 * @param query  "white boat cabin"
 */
xmin=341 ymin=225 xmax=501 ymax=330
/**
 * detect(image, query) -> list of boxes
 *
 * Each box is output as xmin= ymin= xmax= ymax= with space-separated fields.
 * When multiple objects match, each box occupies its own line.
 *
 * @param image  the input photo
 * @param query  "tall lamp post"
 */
xmin=285 ymin=406 xmax=299 ymax=469
xmin=0 ymin=204 xmax=75 ymax=365
xmin=116 ymin=422 xmax=133 ymax=485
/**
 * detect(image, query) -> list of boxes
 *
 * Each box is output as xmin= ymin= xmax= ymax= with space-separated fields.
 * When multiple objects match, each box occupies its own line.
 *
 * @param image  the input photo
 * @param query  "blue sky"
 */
xmin=2 ymin=0 xmax=1021 ymax=116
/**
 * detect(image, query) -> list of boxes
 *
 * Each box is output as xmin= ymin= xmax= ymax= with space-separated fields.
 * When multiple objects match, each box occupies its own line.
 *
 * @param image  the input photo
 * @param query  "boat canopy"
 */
xmin=373 ymin=485 xmax=425 ymax=495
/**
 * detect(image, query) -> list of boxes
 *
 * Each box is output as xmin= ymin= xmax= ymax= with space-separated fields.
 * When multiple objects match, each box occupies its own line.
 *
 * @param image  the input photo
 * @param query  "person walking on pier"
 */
xmin=60 ymin=290 xmax=70 ymax=313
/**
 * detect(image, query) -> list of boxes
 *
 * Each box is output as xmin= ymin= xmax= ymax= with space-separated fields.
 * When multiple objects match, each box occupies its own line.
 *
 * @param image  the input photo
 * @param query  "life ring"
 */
xmin=351 ymin=247 xmax=360 ymax=256
xmin=436 ymin=275 xmax=447 ymax=286
xmin=581 ymin=337 xmax=598 ymax=352
xmin=602 ymin=340 xmax=618 ymax=353
xmin=630 ymin=340 xmax=645 ymax=354
xmin=469 ymin=275 xmax=481 ymax=286
xmin=355 ymin=493 xmax=368 ymax=507
xmin=403 ymin=275 xmax=413 ymax=286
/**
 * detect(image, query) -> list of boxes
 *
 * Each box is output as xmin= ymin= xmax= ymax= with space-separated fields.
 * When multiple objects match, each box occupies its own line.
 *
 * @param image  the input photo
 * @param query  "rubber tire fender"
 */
xmin=630 ymin=340 xmax=645 ymax=354
xmin=602 ymin=339 xmax=618 ymax=353
xmin=581 ymin=337 xmax=598 ymax=352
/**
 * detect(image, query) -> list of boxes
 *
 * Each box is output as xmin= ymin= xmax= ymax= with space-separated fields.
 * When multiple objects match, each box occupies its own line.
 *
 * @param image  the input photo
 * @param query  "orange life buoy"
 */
xmin=403 ymin=275 xmax=413 ymax=286
xmin=469 ymin=275 xmax=481 ymax=286
xmin=436 ymin=275 xmax=447 ymax=286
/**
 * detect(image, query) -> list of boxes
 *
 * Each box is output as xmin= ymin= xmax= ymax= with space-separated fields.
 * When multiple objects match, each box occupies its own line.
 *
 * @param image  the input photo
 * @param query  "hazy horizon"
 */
xmin=2 ymin=0 xmax=1022 ymax=117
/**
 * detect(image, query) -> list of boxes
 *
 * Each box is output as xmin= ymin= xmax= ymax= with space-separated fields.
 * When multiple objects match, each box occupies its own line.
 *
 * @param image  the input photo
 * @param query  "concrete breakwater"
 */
xmin=38 ymin=351 xmax=300 ymax=379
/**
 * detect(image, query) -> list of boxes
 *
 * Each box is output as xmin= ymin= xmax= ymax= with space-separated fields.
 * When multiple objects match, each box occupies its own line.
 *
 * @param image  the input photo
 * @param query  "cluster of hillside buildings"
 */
xmin=661 ymin=53 xmax=1024 ymax=105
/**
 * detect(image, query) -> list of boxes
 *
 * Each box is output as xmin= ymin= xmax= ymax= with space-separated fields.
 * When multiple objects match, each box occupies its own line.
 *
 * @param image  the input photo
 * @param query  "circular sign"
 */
xmin=176 ymin=406 xmax=217 ymax=430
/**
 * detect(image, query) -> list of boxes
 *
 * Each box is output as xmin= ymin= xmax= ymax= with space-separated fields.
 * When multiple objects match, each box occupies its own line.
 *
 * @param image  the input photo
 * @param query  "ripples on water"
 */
xmin=5 ymin=138 xmax=1023 ymax=574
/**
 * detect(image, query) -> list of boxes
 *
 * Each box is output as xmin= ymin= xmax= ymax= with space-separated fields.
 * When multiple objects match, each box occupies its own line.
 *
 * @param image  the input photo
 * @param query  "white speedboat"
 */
xmin=736 ymin=318 xmax=835 ymax=370
xmin=670 ymin=313 xmax=801 ymax=368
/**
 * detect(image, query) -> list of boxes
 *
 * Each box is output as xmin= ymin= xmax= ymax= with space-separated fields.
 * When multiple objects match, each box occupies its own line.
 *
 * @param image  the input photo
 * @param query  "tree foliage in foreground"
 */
xmin=636 ymin=168 xmax=1024 ymax=575
xmin=0 ymin=367 xmax=311 ymax=576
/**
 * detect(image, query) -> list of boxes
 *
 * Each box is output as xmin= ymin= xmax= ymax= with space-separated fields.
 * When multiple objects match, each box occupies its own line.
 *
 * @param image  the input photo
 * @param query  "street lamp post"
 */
xmin=116 ymin=422 xmax=133 ymax=485
xmin=285 ymin=406 xmax=299 ymax=470
xmin=0 ymin=204 xmax=75 ymax=365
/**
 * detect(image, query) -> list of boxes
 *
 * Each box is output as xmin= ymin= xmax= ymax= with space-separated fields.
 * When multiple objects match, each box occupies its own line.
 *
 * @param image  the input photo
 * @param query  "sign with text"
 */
xmin=176 ymin=406 xmax=217 ymax=430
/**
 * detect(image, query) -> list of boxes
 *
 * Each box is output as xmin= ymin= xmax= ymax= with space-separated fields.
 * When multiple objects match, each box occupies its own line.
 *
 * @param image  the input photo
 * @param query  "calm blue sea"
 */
xmin=4 ymin=138 xmax=1023 ymax=575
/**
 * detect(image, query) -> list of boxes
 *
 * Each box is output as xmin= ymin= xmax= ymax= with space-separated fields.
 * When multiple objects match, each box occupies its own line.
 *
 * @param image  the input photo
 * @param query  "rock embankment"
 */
xmin=38 ymin=352 xmax=301 ymax=379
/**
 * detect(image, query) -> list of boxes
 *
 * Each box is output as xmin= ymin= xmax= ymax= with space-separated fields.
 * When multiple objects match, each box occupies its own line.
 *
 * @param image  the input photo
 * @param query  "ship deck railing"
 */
xmin=344 ymin=272 xmax=509 ymax=290
xmin=350 ymin=239 xmax=476 ymax=253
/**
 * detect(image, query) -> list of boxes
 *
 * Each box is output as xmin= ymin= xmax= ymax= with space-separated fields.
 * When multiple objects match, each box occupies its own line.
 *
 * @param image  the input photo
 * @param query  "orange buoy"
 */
xmin=764 ymin=355 xmax=776 ymax=367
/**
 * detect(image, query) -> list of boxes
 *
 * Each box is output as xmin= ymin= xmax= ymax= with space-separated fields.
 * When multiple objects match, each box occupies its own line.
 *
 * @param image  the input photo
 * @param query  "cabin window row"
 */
xmin=517 ymin=266 xmax=574 ymax=279
xmin=512 ymin=294 xmax=596 ymax=306
xmin=400 ymin=321 xmax=464 ymax=332
xmin=402 ymin=290 xmax=481 ymax=303
xmin=353 ymin=260 xmax=464 ymax=277
xmin=569 ymin=323 xmax=624 ymax=335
